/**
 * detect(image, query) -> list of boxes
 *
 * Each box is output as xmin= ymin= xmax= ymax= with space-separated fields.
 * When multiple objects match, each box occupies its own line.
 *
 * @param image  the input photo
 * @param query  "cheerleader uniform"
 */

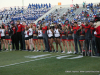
xmin=61 ymin=30 xmax=66 ymax=41
xmin=0 ymin=29 xmax=2 ymax=39
xmin=54 ymin=29 xmax=60 ymax=38
xmin=47 ymin=29 xmax=53 ymax=39
xmin=1 ymin=29 xmax=5 ymax=39
xmin=5 ymin=30 xmax=11 ymax=40
xmin=24 ymin=31 xmax=29 ymax=40
xmin=67 ymin=30 xmax=73 ymax=41
xmin=29 ymin=28 xmax=33 ymax=39
xmin=38 ymin=30 xmax=43 ymax=39
xmin=79 ymin=30 xmax=85 ymax=41
xmin=33 ymin=30 xmax=38 ymax=40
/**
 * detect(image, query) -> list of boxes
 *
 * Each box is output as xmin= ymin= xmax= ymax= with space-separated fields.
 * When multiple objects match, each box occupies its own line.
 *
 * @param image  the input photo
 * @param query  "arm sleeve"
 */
xmin=76 ymin=26 xmax=80 ymax=30
xmin=45 ymin=26 xmax=48 ymax=30
xmin=96 ymin=27 xmax=100 ymax=35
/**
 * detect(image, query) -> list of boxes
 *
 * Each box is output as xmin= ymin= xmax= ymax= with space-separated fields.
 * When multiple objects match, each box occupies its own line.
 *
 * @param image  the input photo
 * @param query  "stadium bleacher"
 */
xmin=0 ymin=3 xmax=100 ymax=26
xmin=0 ymin=3 xmax=51 ymax=25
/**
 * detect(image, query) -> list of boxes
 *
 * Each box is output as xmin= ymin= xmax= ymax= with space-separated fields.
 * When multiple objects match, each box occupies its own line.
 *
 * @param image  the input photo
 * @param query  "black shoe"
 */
xmin=49 ymin=50 xmax=52 ymax=52
xmin=33 ymin=48 xmax=34 ymax=51
xmin=61 ymin=50 xmax=63 ymax=53
xmin=28 ymin=49 xmax=31 ymax=51
xmin=1 ymin=49 xmax=2 ymax=51
xmin=4 ymin=49 xmax=6 ymax=51
xmin=53 ymin=50 xmax=55 ymax=52
xmin=39 ymin=50 xmax=41 ymax=52
xmin=75 ymin=52 xmax=78 ymax=54
xmin=37 ymin=50 xmax=41 ymax=52
xmin=43 ymin=50 xmax=45 ymax=52
xmin=12 ymin=49 xmax=15 ymax=51
xmin=56 ymin=50 xmax=58 ymax=53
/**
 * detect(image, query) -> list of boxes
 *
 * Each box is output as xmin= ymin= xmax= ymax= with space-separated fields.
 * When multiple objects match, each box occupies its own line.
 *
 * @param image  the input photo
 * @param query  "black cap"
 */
xmin=90 ymin=21 xmax=94 ymax=23
xmin=10 ymin=21 xmax=14 ymax=25
xmin=94 ymin=17 xmax=100 ymax=22
xmin=74 ymin=22 xmax=77 ymax=24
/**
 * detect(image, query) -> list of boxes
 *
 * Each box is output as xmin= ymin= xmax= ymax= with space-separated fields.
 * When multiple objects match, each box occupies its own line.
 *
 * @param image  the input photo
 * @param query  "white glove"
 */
xmin=94 ymin=31 xmax=97 ymax=35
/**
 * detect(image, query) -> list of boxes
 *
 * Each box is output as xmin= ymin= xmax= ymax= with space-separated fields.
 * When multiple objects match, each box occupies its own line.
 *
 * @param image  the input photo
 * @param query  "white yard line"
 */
xmin=0 ymin=54 xmax=67 ymax=68
xmin=66 ymin=55 xmax=83 ymax=59
xmin=0 ymin=55 xmax=59 ymax=68
xmin=0 ymin=54 xmax=83 ymax=68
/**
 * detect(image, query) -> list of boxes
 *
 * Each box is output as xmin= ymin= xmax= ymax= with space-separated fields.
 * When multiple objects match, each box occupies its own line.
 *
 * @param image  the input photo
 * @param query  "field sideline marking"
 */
xmin=0 ymin=54 xmax=63 ymax=68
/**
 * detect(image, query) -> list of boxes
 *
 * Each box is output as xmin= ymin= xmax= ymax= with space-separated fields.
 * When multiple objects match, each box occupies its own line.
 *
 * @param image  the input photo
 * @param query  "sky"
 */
xmin=0 ymin=0 xmax=100 ymax=9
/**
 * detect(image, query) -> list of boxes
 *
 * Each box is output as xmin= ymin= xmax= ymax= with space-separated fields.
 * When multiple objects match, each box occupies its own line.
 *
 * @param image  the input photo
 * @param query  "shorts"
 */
xmin=25 ymin=37 xmax=29 ymax=40
xmin=55 ymin=36 xmax=60 ymax=39
xmin=67 ymin=36 xmax=73 ymax=41
xmin=1 ymin=36 xmax=5 ymax=39
xmin=33 ymin=36 xmax=38 ymax=40
xmin=5 ymin=36 xmax=11 ymax=40
xmin=62 ymin=36 xmax=67 ymax=41
xmin=48 ymin=36 xmax=54 ymax=39
xmin=29 ymin=35 xmax=33 ymax=39
xmin=79 ymin=36 xmax=85 ymax=41
xmin=38 ymin=37 xmax=43 ymax=39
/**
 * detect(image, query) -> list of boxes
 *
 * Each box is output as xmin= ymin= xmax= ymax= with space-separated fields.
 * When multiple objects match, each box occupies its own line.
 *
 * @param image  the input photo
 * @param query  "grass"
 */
xmin=0 ymin=43 xmax=100 ymax=75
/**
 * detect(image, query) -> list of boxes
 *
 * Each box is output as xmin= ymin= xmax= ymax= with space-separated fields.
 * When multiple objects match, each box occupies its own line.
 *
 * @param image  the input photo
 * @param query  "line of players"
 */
xmin=0 ymin=20 xmax=99 ymax=56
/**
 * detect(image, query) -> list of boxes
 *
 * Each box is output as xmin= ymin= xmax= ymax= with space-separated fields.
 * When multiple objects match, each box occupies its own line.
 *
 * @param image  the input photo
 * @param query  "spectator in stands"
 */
xmin=91 ymin=3 xmax=93 ymax=8
xmin=83 ymin=2 xmax=85 ymax=8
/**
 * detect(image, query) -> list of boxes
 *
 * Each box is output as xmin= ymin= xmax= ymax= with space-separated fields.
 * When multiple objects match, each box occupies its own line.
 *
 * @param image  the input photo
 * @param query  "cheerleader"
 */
xmin=47 ymin=25 xmax=55 ymax=52
xmin=1 ymin=25 xmax=5 ymax=50
xmin=54 ymin=25 xmax=62 ymax=53
xmin=33 ymin=25 xmax=38 ymax=52
xmin=61 ymin=26 xmax=68 ymax=53
xmin=79 ymin=25 xmax=85 ymax=52
xmin=28 ymin=23 xmax=34 ymax=50
xmin=24 ymin=26 xmax=30 ymax=50
xmin=5 ymin=26 xmax=12 ymax=51
xmin=66 ymin=25 xmax=75 ymax=54
xmin=38 ymin=25 xmax=45 ymax=52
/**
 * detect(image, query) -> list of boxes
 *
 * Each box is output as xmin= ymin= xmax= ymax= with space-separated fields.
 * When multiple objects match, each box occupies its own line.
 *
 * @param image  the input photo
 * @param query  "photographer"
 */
xmin=94 ymin=17 xmax=100 ymax=56
xmin=90 ymin=21 xmax=97 ymax=55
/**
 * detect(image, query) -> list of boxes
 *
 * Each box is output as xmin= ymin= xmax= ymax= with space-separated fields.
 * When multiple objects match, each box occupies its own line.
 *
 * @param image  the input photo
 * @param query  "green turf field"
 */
xmin=0 ymin=44 xmax=100 ymax=75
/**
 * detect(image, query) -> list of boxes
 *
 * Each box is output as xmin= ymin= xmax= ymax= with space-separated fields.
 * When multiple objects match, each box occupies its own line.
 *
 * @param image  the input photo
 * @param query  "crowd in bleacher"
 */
xmin=0 ymin=3 xmax=51 ymax=25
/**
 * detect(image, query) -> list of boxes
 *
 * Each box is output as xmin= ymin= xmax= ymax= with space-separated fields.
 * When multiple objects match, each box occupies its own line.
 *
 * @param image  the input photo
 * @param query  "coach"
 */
xmin=16 ymin=20 xmax=23 ymax=50
xmin=42 ymin=22 xmax=50 ymax=52
xmin=10 ymin=22 xmax=17 ymax=50
xmin=22 ymin=21 xmax=27 ymax=50
xmin=73 ymin=22 xmax=82 ymax=54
